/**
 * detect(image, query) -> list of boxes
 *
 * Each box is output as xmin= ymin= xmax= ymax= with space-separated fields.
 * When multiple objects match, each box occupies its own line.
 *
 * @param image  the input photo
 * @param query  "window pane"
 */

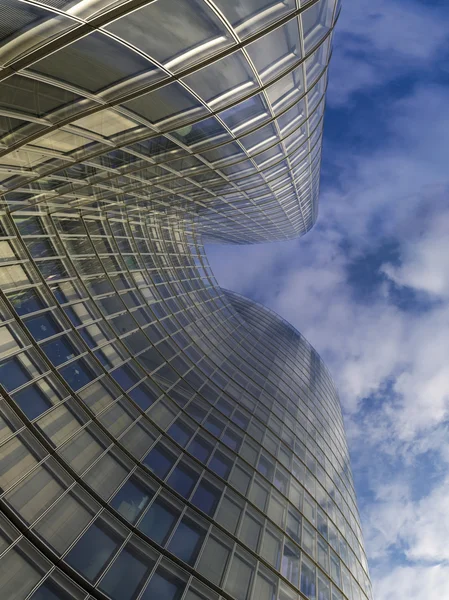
xmin=188 ymin=435 xmax=213 ymax=462
xmin=65 ymin=521 xmax=121 ymax=582
xmin=138 ymin=497 xmax=180 ymax=545
xmin=215 ymin=493 xmax=242 ymax=535
xmin=240 ymin=513 xmax=261 ymax=552
xmin=300 ymin=556 xmax=317 ymax=600
xmin=34 ymin=490 xmax=95 ymax=554
xmin=144 ymin=443 xmax=177 ymax=479
xmin=281 ymin=542 xmax=300 ymax=587
xmin=167 ymin=420 xmax=194 ymax=447
xmin=191 ymin=480 xmax=221 ymax=516
xmin=141 ymin=567 xmax=186 ymax=600
xmin=197 ymin=535 xmax=230 ymax=585
xmin=106 ymin=0 xmax=232 ymax=73
xmin=59 ymin=359 xmax=96 ymax=391
xmin=167 ymin=518 xmax=206 ymax=565
xmin=110 ymin=478 xmax=154 ymax=524
xmin=0 ymin=545 xmax=47 ymax=600
xmin=209 ymin=450 xmax=232 ymax=479
xmin=99 ymin=544 xmax=154 ymax=600
xmin=13 ymin=384 xmax=52 ymax=420
xmin=31 ymin=32 xmax=155 ymax=93
xmin=224 ymin=554 xmax=254 ymax=600
xmin=8 ymin=289 xmax=45 ymax=315
xmin=167 ymin=462 xmax=199 ymax=497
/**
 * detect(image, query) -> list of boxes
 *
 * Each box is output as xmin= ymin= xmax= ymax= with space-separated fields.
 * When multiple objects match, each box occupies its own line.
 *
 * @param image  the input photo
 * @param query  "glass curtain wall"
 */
xmin=0 ymin=2 xmax=372 ymax=600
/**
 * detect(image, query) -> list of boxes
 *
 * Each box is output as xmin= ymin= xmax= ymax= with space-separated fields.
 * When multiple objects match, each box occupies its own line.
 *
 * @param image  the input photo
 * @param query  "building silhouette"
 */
xmin=0 ymin=1 xmax=372 ymax=600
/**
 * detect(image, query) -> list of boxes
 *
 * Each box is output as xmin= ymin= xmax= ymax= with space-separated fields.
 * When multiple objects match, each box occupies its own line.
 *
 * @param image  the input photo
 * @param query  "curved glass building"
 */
xmin=0 ymin=1 xmax=372 ymax=600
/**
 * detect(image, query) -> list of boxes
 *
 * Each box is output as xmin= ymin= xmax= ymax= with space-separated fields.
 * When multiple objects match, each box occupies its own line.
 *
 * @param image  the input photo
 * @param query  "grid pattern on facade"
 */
xmin=1 ymin=0 xmax=338 ymax=243
xmin=0 ymin=2 xmax=372 ymax=600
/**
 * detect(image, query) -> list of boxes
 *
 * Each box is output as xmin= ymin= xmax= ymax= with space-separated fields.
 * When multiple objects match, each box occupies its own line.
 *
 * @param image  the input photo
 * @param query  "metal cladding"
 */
xmin=0 ymin=2 xmax=372 ymax=600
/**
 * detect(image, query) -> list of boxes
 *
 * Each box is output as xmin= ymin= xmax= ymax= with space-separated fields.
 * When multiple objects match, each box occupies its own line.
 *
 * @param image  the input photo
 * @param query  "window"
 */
xmin=300 ymin=555 xmax=316 ymax=600
xmin=197 ymin=534 xmax=230 ymax=585
xmin=253 ymin=568 xmax=277 ymax=600
xmin=24 ymin=313 xmax=62 ymax=341
xmin=188 ymin=435 xmax=213 ymax=462
xmin=144 ymin=443 xmax=177 ymax=479
xmin=209 ymin=450 xmax=232 ymax=479
xmin=224 ymin=552 xmax=254 ymax=600
xmin=13 ymin=384 xmax=52 ymax=420
xmin=191 ymin=479 xmax=221 ymax=516
xmin=215 ymin=493 xmax=243 ymax=535
xmin=99 ymin=542 xmax=155 ymax=600
xmin=260 ymin=527 xmax=281 ymax=569
xmin=65 ymin=521 xmax=121 ymax=582
xmin=31 ymin=32 xmax=155 ymax=93
xmin=0 ymin=356 xmax=32 ymax=391
xmin=30 ymin=577 xmax=80 ymax=600
xmin=129 ymin=381 xmax=159 ymax=410
xmin=7 ymin=289 xmax=45 ymax=315
xmin=5 ymin=461 xmax=63 ymax=525
xmin=59 ymin=358 xmax=96 ymax=390
xmin=281 ymin=542 xmax=300 ymax=587
xmin=239 ymin=512 xmax=262 ymax=552
xmin=138 ymin=496 xmax=180 ymax=545
xmin=167 ymin=420 xmax=194 ymax=447
xmin=286 ymin=509 xmax=301 ymax=544
xmin=34 ymin=488 xmax=96 ymax=555
xmin=317 ymin=573 xmax=331 ymax=600
xmin=141 ymin=566 xmax=186 ymax=600
xmin=167 ymin=462 xmax=199 ymax=498
xmin=110 ymin=478 xmax=154 ymax=524
xmin=302 ymin=521 xmax=316 ymax=560
xmin=42 ymin=336 xmax=77 ymax=366
xmin=167 ymin=517 xmax=206 ymax=565
xmin=317 ymin=538 xmax=330 ymax=573
xmin=0 ymin=544 xmax=46 ymax=600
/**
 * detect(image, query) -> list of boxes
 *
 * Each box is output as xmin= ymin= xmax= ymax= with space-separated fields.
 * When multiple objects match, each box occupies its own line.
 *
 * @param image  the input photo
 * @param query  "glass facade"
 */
xmin=0 ymin=2 xmax=372 ymax=600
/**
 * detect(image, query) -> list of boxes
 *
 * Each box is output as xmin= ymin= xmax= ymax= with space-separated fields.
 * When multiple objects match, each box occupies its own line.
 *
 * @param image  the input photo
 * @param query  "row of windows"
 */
xmin=0 ymin=225 xmax=360 ymax=552
xmin=0 ymin=213 xmax=368 ymax=592
xmin=0 ymin=0 xmax=336 ymax=243
xmin=0 ymin=210 xmax=361 ymax=545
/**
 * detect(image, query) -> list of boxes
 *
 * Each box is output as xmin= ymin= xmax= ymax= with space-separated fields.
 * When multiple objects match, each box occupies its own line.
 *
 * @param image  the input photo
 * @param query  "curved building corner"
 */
xmin=0 ymin=2 xmax=372 ymax=600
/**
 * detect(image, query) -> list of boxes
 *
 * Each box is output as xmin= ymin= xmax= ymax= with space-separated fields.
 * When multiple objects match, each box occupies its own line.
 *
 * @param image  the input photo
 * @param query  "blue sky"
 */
xmin=207 ymin=1 xmax=449 ymax=598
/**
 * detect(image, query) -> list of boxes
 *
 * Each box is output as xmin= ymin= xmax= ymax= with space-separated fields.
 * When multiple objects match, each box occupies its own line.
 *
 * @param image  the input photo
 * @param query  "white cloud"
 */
xmin=328 ymin=0 xmax=449 ymax=105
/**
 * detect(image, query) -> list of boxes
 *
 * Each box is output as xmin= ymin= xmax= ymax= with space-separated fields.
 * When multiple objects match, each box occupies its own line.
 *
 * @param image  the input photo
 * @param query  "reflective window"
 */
xmin=212 ymin=0 xmax=296 ymax=39
xmin=13 ymin=383 xmax=52 ymax=420
xmin=0 ymin=356 xmax=32 ymax=391
xmin=106 ymin=0 xmax=233 ymax=73
xmin=224 ymin=552 xmax=255 ymax=600
xmin=42 ymin=336 xmax=77 ymax=366
xmin=110 ymin=478 xmax=154 ymax=524
xmin=65 ymin=521 xmax=121 ymax=582
xmin=188 ymin=434 xmax=214 ymax=462
xmin=24 ymin=313 xmax=62 ymax=341
xmin=167 ymin=461 xmax=199 ymax=497
xmin=99 ymin=543 xmax=155 ymax=600
xmin=167 ymin=517 xmax=206 ymax=565
xmin=209 ymin=450 xmax=233 ymax=479
xmin=300 ymin=555 xmax=317 ymax=600
xmin=7 ymin=289 xmax=45 ymax=315
xmin=31 ymin=32 xmax=155 ymax=93
xmin=191 ymin=480 xmax=221 ymax=516
xmin=141 ymin=566 xmax=186 ymax=600
xmin=59 ymin=359 xmax=96 ymax=390
xmin=144 ymin=443 xmax=177 ymax=479
xmin=139 ymin=496 xmax=180 ymax=545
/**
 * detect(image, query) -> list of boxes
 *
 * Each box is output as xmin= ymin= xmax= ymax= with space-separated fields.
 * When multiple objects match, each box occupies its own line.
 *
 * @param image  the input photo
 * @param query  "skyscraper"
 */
xmin=0 ymin=1 xmax=372 ymax=600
